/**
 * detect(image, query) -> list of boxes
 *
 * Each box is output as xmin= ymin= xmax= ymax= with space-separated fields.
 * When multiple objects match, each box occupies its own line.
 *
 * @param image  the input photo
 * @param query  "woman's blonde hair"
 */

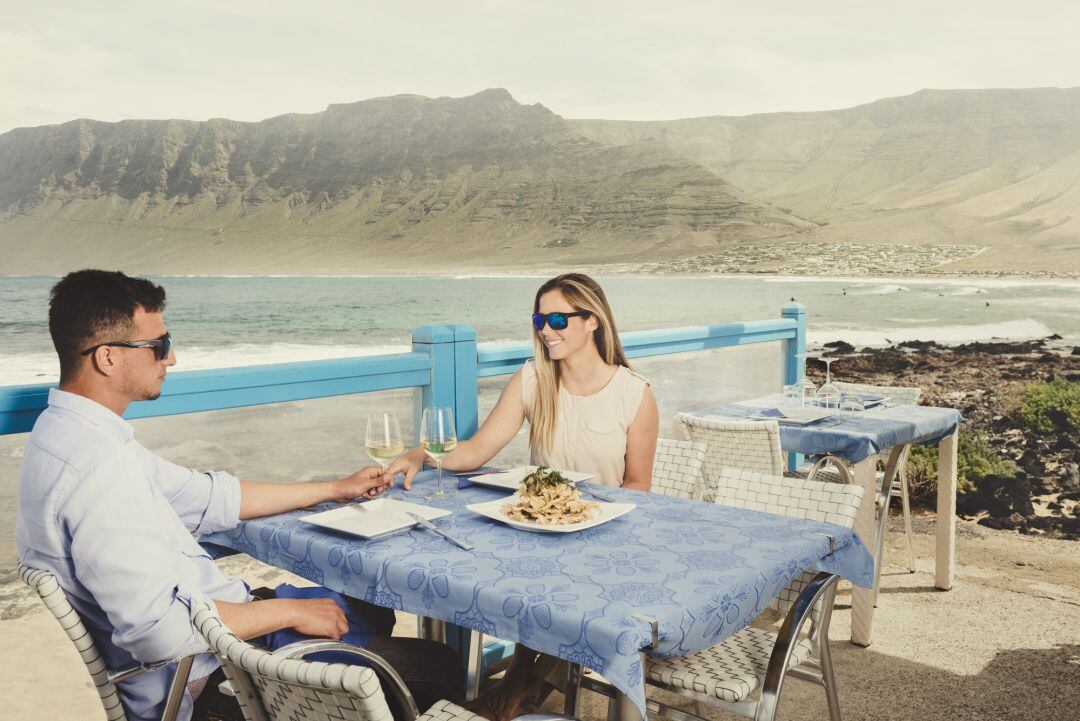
xmin=530 ymin=273 xmax=631 ymax=452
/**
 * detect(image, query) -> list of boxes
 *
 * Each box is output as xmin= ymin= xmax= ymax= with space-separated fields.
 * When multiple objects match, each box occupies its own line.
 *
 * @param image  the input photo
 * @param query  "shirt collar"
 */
xmin=48 ymin=388 xmax=135 ymax=442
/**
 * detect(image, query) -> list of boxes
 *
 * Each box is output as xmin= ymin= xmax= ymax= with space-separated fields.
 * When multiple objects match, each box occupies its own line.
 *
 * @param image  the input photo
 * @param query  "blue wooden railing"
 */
xmin=0 ymin=303 xmax=806 ymax=437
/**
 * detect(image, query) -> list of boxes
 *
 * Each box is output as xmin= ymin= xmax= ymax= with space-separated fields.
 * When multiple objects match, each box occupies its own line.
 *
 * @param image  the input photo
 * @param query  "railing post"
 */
xmin=411 ymin=326 xmax=457 ymax=443
xmin=410 ymin=324 xmax=479 ymax=443
xmin=781 ymin=301 xmax=806 ymax=387
xmin=449 ymin=324 xmax=478 ymax=440
xmin=781 ymin=301 xmax=807 ymax=472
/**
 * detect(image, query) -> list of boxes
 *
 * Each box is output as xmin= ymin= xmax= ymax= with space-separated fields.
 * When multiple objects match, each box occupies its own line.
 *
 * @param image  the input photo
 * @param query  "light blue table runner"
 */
xmin=204 ymin=477 xmax=874 ymax=718
xmin=697 ymin=393 xmax=963 ymax=463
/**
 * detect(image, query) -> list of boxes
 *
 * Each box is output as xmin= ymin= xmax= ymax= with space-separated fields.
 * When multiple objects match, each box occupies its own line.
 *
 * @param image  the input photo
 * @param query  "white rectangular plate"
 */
xmin=748 ymin=406 xmax=837 ymax=425
xmin=463 ymin=465 xmax=595 ymax=492
xmin=302 ymin=498 xmax=451 ymax=539
xmin=466 ymin=493 xmax=635 ymax=533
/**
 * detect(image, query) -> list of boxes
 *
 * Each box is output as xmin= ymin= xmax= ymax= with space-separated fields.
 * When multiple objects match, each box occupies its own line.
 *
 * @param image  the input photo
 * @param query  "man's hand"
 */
xmin=329 ymin=466 xmax=392 ymax=502
xmin=286 ymin=598 xmax=350 ymax=640
xmin=216 ymin=596 xmax=349 ymax=641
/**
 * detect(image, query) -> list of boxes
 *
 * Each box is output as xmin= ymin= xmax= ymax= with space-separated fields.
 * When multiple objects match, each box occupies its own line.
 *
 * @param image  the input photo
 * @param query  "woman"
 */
xmin=390 ymin=271 xmax=658 ymax=488
xmin=389 ymin=272 xmax=659 ymax=719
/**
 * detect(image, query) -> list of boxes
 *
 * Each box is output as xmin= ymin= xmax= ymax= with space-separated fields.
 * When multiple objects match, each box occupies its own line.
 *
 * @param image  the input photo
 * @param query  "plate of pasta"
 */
xmin=466 ymin=466 xmax=635 ymax=533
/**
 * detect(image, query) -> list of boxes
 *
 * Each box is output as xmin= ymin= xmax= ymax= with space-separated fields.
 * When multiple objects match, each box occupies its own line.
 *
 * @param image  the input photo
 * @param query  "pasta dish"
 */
xmin=501 ymin=467 xmax=598 ymax=525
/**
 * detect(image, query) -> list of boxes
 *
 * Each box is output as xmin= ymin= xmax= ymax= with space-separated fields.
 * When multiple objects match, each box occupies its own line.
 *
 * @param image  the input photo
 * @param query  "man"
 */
xmin=16 ymin=270 xmax=462 ymax=721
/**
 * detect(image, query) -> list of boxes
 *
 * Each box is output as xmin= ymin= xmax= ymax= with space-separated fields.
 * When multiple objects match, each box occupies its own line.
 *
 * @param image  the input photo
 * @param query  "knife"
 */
xmin=406 ymin=512 xmax=474 ymax=551
xmin=449 ymin=468 xmax=507 ymax=477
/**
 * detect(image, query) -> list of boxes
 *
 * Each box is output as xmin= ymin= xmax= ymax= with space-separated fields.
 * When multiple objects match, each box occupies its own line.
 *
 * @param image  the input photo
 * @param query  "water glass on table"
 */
xmin=420 ymin=406 xmax=457 ymax=499
xmin=782 ymin=384 xmax=803 ymax=407
xmin=839 ymin=393 xmax=865 ymax=412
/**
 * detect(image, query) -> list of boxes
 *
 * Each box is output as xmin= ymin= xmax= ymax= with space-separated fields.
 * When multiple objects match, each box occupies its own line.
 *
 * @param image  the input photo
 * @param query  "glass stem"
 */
xmin=436 ymin=459 xmax=443 ymax=494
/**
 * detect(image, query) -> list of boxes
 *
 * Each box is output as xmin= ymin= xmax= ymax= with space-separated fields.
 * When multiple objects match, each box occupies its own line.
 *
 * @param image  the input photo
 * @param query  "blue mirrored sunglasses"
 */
xmin=532 ymin=311 xmax=591 ymax=331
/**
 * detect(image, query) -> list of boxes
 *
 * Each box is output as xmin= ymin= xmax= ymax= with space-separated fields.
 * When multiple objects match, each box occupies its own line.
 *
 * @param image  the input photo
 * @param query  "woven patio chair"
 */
xmin=675 ymin=414 xmax=784 ymax=500
xmin=651 ymin=469 xmax=863 ymax=721
xmin=191 ymin=601 xmax=576 ymax=721
xmin=18 ymin=562 xmax=194 ymax=721
xmin=580 ymin=470 xmax=863 ymax=721
xmin=800 ymin=382 xmax=922 ymax=575
xmin=651 ymin=438 xmax=707 ymax=500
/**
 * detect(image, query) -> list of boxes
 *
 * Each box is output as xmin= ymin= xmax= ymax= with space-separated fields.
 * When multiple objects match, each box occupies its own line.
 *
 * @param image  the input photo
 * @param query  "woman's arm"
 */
xmin=622 ymin=385 xmax=659 ymax=491
xmin=389 ymin=369 xmax=529 ymax=489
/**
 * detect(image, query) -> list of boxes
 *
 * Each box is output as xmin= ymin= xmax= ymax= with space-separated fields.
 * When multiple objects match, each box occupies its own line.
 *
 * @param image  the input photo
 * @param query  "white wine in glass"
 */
xmin=365 ymin=412 xmax=404 ymax=468
xmin=420 ymin=406 xmax=457 ymax=498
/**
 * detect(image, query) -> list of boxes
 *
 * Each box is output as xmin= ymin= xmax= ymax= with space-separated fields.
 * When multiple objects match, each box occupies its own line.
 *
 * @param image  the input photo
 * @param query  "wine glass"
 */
xmin=794 ymin=354 xmax=817 ymax=406
xmin=420 ymin=407 xmax=457 ymax=499
xmin=815 ymin=357 xmax=841 ymax=409
xmin=364 ymin=412 xmax=404 ymax=469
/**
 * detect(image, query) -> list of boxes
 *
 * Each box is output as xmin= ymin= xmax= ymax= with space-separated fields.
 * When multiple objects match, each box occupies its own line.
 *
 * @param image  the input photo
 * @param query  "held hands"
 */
xmin=329 ymin=466 xmax=392 ymax=502
xmin=385 ymin=448 xmax=427 ymax=490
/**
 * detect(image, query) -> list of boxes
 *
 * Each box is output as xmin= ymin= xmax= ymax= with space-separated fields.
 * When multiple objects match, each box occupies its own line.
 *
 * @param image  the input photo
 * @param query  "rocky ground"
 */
xmin=809 ymin=337 xmax=1080 ymax=540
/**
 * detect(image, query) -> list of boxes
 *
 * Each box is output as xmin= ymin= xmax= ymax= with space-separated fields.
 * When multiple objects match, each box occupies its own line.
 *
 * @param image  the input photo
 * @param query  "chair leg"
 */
xmin=872 ymin=446 xmax=904 ymax=607
xmin=818 ymin=633 xmax=842 ymax=721
xmin=900 ymin=470 xmax=916 ymax=573
xmin=873 ymin=497 xmax=888 ymax=608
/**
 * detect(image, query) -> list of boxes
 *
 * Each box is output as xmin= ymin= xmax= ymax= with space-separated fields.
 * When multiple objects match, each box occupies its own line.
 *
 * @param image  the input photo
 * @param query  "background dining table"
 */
xmin=202 ymin=473 xmax=875 ymax=720
xmin=689 ymin=394 xmax=963 ymax=646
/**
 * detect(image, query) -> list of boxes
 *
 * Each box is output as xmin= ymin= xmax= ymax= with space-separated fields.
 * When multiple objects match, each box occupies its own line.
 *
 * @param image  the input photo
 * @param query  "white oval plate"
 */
xmin=466 ymin=493 xmax=635 ymax=533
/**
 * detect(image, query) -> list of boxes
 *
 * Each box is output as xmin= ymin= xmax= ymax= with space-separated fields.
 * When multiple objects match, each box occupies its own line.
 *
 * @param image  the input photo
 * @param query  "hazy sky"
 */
xmin=3 ymin=0 xmax=1078 ymax=133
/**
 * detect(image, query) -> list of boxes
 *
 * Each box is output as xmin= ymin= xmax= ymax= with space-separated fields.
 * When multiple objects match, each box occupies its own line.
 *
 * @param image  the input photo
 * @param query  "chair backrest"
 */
xmin=676 ymin=415 xmax=785 ymax=498
xmin=709 ymin=468 xmax=863 ymax=615
xmin=651 ymin=438 xmax=707 ymax=500
xmin=191 ymin=602 xmax=394 ymax=721
xmin=19 ymin=562 xmax=130 ymax=721
xmin=833 ymin=381 xmax=921 ymax=407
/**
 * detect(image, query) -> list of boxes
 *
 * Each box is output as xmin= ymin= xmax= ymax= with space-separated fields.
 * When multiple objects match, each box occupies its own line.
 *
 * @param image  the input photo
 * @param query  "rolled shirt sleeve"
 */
xmin=63 ymin=454 xmax=219 ymax=664
xmin=142 ymin=448 xmax=242 ymax=535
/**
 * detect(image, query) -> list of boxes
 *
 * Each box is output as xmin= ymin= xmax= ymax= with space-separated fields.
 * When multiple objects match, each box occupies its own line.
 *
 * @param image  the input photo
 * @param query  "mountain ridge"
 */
xmin=2 ymin=87 xmax=1077 ymax=275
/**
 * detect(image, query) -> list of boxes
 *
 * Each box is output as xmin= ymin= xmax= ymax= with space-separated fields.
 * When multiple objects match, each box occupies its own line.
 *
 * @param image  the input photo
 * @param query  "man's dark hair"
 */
xmin=49 ymin=270 xmax=167 ymax=381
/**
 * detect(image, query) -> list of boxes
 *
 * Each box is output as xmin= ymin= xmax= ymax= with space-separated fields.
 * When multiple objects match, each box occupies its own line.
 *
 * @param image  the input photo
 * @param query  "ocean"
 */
xmin=3 ymin=274 xmax=1078 ymax=386
xmin=2 ymin=273 xmax=1079 ymax=582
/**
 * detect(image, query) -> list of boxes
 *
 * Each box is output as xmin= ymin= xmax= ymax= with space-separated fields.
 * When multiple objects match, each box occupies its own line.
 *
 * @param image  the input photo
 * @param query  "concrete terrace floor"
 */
xmin=3 ymin=517 xmax=1079 ymax=721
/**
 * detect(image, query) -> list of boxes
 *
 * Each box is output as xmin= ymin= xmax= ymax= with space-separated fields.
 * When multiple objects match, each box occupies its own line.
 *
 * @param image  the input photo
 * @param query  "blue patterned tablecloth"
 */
xmin=204 ymin=476 xmax=874 ymax=718
xmin=696 ymin=394 xmax=963 ymax=463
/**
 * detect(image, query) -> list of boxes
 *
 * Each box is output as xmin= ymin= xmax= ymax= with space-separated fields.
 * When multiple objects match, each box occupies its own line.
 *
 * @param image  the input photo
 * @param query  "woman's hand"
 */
xmin=386 ymin=448 xmax=427 ymax=490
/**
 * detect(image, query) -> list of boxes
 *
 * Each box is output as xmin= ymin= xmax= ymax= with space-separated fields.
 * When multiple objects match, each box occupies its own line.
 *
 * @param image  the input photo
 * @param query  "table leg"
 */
xmin=612 ymin=652 xmax=647 ymax=721
xmin=936 ymin=430 xmax=958 ymax=590
xmin=564 ymin=663 xmax=583 ymax=717
xmin=850 ymin=456 xmax=878 ymax=647
xmin=418 ymin=616 xmax=447 ymax=643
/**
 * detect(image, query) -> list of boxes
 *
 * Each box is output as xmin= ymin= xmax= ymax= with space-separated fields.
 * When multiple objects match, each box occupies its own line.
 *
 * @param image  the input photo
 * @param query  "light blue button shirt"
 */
xmin=16 ymin=389 xmax=249 ymax=721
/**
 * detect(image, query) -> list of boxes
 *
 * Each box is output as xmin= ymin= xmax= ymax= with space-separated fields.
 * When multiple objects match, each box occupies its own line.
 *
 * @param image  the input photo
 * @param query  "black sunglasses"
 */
xmin=532 ymin=311 xmax=591 ymax=331
xmin=80 ymin=333 xmax=172 ymax=361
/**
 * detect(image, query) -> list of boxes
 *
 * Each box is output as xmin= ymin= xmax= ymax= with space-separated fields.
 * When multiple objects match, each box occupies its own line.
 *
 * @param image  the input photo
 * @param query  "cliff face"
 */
xmin=0 ymin=89 xmax=811 ymax=274
xmin=572 ymin=87 xmax=1080 ymax=274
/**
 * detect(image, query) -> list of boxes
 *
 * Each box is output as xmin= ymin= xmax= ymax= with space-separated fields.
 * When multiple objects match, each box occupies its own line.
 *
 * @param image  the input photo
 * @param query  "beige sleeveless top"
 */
xmin=520 ymin=361 xmax=650 ymax=487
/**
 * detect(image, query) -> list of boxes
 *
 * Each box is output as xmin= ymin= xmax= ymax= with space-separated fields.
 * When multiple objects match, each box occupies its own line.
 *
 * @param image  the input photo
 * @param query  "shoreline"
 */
xmin=4 ymin=270 xmax=1080 ymax=285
